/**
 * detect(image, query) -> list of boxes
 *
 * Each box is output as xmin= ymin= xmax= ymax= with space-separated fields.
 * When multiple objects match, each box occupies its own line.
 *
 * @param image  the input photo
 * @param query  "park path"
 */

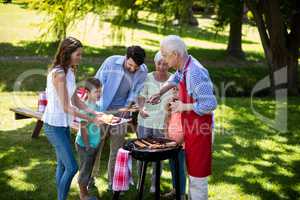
xmin=0 ymin=55 xmax=266 ymax=68
xmin=0 ymin=56 xmax=105 ymax=64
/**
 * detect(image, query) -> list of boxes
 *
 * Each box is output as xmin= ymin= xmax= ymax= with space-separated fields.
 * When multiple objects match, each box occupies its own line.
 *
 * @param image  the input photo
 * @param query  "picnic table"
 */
xmin=10 ymin=107 xmax=139 ymax=139
xmin=9 ymin=107 xmax=79 ymax=138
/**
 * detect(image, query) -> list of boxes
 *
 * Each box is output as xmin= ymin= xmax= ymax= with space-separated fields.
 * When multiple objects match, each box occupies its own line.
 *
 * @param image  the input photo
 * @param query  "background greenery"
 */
xmin=0 ymin=1 xmax=299 ymax=200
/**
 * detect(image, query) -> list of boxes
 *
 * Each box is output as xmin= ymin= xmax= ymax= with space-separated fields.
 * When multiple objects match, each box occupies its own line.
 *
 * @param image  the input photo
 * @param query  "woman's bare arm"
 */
xmin=137 ymin=96 xmax=149 ymax=118
xmin=53 ymin=71 xmax=101 ymax=124
xmin=137 ymin=96 xmax=146 ymax=109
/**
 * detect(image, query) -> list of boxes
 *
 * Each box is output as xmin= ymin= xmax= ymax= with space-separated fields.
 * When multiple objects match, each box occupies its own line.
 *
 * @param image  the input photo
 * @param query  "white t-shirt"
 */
xmin=137 ymin=72 xmax=173 ymax=130
xmin=42 ymin=67 xmax=76 ymax=127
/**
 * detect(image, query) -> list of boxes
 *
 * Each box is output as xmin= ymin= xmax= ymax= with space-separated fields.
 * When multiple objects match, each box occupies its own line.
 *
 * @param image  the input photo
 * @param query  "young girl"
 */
xmin=75 ymin=78 xmax=103 ymax=200
xmin=42 ymin=37 xmax=104 ymax=200
xmin=163 ymin=87 xmax=186 ymax=200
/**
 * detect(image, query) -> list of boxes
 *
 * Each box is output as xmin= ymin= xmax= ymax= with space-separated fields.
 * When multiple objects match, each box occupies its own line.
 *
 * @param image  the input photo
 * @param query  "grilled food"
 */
xmin=133 ymin=138 xmax=177 ymax=149
xmin=101 ymin=114 xmax=121 ymax=124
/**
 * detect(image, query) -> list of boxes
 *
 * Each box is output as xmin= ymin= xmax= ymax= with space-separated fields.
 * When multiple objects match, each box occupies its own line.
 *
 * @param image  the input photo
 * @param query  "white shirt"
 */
xmin=42 ymin=67 xmax=76 ymax=127
xmin=137 ymin=72 xmax=173 ymax=130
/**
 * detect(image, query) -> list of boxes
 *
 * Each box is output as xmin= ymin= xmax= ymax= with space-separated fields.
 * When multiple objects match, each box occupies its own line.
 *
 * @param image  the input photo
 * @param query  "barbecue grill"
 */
xmin=113 ymin=137 xmax=182 ymax=200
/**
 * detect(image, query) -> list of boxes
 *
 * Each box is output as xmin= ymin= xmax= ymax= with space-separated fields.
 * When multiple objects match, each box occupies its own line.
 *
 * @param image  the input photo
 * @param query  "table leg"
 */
xmin=137 ymin=161 xmax=148 ymax=200
xmin=112 ymin=191 xmax=120 ymax=200
xmin=155 ymin=161 xmax=161 ymax=200
xmin=174 ymin=154 xmax=181 ymax=200
xmin=32 ymin=120 xmax=43 ymax=138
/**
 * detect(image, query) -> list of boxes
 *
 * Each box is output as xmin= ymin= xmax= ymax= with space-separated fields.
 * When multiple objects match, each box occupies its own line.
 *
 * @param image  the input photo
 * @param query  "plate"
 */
xmin=106 ymin=118 xmax=132 ymax=126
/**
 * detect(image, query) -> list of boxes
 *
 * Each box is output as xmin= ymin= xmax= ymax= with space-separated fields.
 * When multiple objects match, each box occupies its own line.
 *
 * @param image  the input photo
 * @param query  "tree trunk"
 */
xmin=287 ymin=53 xmax=299 ymax=95
xmin=129 ymin=0 xmax=138 ymax=23
xmin=287 ymin=1 xmax=300 ymax=95
xmin=227 ymin=1 xmax=245 ymax=58
xmin=245 ymin=0 xmax=299 ymax=96
xmin=176 ymin=0 xmax=198 ymax=26
xmin=187 ymin=7 xmax=198 ymax=26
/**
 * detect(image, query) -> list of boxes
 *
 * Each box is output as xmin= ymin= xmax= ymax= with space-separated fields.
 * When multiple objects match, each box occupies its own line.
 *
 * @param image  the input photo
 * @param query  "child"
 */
xmin=163 ymin=87 xmax=186 ymax=200
xmin=75 ymin=78 xmax=102 ymax=200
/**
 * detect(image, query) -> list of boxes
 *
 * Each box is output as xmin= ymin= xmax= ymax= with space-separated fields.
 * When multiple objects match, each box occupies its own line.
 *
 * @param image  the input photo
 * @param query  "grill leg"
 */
xmin=174 ymin=153 xmax=181 ymax=200
xmin=137 ymin=161 xmax=148 ymax=200
xmin=155 ymin=161 xmax=161 ymax=200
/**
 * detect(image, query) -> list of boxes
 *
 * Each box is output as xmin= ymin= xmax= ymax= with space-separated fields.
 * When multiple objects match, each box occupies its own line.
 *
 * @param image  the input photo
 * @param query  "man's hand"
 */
xmin=170 ymin=100 xmax=193 ymax=113
xmin=147 ymin=93 xmax=161 ymax=105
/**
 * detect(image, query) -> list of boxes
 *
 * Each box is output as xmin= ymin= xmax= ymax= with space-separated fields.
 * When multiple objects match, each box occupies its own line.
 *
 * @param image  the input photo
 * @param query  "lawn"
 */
xmin=0 ymin=2 xmax=300 ymax=200
xmin=0 ymin=92 xmax=299 ymax=200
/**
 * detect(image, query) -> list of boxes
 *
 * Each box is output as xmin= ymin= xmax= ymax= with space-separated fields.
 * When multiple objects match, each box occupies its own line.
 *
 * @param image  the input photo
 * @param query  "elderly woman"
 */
xmin=136 ymin=51 xmax=173 ymax=193
xmin=149 ymin=35 xmax=217 ymax=200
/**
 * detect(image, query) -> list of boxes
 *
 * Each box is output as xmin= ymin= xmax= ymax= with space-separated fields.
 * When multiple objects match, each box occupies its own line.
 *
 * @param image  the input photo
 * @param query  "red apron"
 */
xmin=179 ymin=56 xmax=213 ymax=177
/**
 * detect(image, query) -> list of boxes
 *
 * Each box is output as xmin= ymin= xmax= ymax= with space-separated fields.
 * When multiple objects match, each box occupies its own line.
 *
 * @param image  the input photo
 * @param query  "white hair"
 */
xmin=154 ymin=51 xmax=162 ymax=64
xmin=160 ymin=35 xmax=187 ymax=56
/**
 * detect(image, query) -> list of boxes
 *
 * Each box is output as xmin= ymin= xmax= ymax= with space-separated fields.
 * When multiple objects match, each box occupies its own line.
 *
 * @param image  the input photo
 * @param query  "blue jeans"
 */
xmin=44 ymin=123 xmax=78 ymax=200
xmin=169 ymin=149 xmax=186 ymax=195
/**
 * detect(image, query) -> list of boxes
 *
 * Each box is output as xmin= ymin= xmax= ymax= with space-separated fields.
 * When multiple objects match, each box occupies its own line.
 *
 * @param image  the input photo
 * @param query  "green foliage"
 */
xmin=30 ymin=0 xmax=93 ymax=42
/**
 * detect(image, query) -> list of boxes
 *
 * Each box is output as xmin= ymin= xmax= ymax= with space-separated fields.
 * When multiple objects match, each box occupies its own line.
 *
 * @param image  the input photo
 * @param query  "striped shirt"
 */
xmin=168 ymin=55 xmax=217 ymax=115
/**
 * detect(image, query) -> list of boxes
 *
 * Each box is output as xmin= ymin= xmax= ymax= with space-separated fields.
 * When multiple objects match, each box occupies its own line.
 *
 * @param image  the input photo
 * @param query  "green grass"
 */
xmin=0 ymin=92 xmax=299 ymax=200
xmin=4 ymin=59 xmax=299 ymax=96
xmin=0 ymin=60 xmax=272 ymax=97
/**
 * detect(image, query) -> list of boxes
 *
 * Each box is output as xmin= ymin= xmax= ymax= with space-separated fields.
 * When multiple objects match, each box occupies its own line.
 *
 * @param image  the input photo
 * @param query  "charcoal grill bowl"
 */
xmin=123 ymin=138 xmax=182 ymax=161
xmin=119 ymin=138 xmax=182 ymax=200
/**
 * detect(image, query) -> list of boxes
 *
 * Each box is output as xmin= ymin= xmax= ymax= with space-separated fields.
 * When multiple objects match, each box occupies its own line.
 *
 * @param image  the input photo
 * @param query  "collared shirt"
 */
xmin=108 ymin=67 xmax=135 ymax=109
xmin=95 ymin=55 xmax=148 ymax=111
xmin=168 ymin=55 xmax=217 ymax=115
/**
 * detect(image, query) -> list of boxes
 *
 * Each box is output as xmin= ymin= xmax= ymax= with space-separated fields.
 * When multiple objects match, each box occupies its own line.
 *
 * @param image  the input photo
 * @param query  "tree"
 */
xmin=31 ymin=0 xmax=93 ymax=42
xmin=215 ymin=0 xmax=245 ymax=58
xmin=111 ymin=0 xmax=199 ymax=26
xmin=245 ymin=0 xmax=300 ymax=95
xmin=174 ymin=0 xmax=199 ymax=26
xmin=110 ymin=0 xmax=141 ymax=24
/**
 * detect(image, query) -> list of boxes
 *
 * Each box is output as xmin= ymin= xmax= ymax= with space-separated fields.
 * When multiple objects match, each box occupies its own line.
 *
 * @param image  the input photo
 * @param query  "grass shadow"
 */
xmin=0 ymin=121 xmax=175 ymax=200
xmin=109 ymin=19 xmax=258 ymax=46
xmin=0 ymin=97 xmax=300 ymax=199
xmin=211 ymin=97 xmax=300 ymax=199
xmin=0 ymin=40 xmax=267 ymax=94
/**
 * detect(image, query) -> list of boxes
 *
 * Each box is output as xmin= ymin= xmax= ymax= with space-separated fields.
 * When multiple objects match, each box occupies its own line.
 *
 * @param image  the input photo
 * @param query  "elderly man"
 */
xmin=149 ymin=35 xmax=217 ymax=200
xmin=92 ymin=46 xmax=148 ymax=191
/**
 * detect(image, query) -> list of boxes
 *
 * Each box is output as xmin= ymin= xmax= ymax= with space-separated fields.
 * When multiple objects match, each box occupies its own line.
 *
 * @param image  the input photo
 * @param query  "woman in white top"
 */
xmin=136 ymin=51 xmax=173 ymax=193
xmin=42 ymin=37 xmax=103 ymax=200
